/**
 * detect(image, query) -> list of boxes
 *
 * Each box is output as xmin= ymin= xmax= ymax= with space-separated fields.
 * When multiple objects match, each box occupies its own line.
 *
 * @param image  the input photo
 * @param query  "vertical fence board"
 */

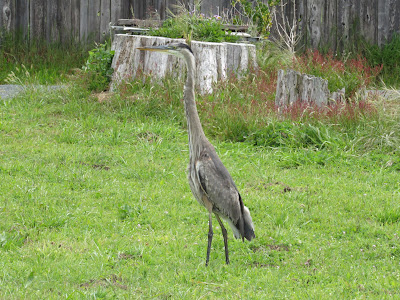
xmin=322 ymin=0 xmax=337 ymax=51
xmin=12 ymin=0 xmax=18 ymax=33
xmin=88 ymin=0 xmax=101 ymax=41
xmin=127 ymin=0 xmax=134 ymax=18
xmin=1 ymin=0 xmax=14 ymax=33
xmin=124 ymin=0 xmax=131 ymax=18
xmin=112 ymin=0 xmax=131 ymax=24
xmin=297 ymin=0 xmax=308 ymax=49
xmin=133 ymin=0 xmax=146 ymax=20
xmin=307 ymin=0 xmax=322 ymax=49
xmin=6 ymin=0 xmax=13 ymax=33
xmin=111 ymin=0 xmax=123 ymax=23
xmin=158 ymin=0 xmax=166 ymax=19
xmin=111 ymin=0 xmax=130 ymax=22
xmin=391 ymin=0 xmax=400 ymax=40
xmin=350 ymin=0 xmax=360 ymax=49
xmin=202 ymin=0 xmax=230 ymax=16
xmin=359 ymin=0 xmax=377 ymax=44
xmin=378 ymin=0 xmax=388 ymax=46
xmin=378 ymin=0 xmax=399 ymax=46
xmin=30 ymin=0 xmax=46 ymax=41
xmin=164 ymin=0 xmax=179 ymax=17
xmin=71 ymin=0 xmax=80 ymax=42
xmin=153 ymin=0 xmax=165 ymax=19
xmin=80 ymin=0 xmax=89 ymax=41
xmin=336 ymin=0 xmax=348 ymax=51
xmin=201 ymin=0 xmax=214 ymax=15
xmin=100 ymin=0 xmax=111 ymax=39
xmin=0 ymin=0 xmax=3 ymax=30
xmin=60 ymin=0 xmax=72 ymax=43
xmin=15 ymin=0 xmax=29 ymax=38
xmin=9 ymin=0 xmax=16 ymax=32
xmin=47 ymin=0 xmax=59 ymax=42
xmin=272 ymin=0 xmax=300 ymax=47
xmin=345 ymin=0 xmax=355 ymax=50
xmin=149 ymin=0 xmax=157 ymax=17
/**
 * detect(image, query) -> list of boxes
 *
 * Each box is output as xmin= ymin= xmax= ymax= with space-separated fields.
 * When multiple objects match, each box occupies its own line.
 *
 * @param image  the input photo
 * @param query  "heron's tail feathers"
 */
xmin=224 ymin=205 xmax=255 ymax=241
xmin=242 ymin=205 xmax=255 ymax=241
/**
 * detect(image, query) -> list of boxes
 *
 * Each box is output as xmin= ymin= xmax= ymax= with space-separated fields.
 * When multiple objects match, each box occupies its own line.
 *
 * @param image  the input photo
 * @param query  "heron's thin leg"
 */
xmin=215 ymin=214 xmax=230 ymax=265
xmin=205 ymin=212 xmax=213 ymax=266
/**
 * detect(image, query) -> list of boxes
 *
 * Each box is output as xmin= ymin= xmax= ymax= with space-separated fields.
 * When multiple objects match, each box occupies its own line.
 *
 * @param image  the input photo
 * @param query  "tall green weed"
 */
xmin=0 ymin=32 xmax=87 ymax=84
xmin=82 ymin=41 xmax=115 ymax=92
xmin=363 ymin=33 xmax=400 ymax=87
xmin=149 ymin=4 xmax=239 ymax=43
xmin=293 ymin=49 xmax=382 ymax=97
xmin=117 ymin=67 xmax=392 ymax=154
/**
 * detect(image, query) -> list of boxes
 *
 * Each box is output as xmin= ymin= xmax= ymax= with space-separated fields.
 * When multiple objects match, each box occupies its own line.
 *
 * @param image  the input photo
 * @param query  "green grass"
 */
xmin=0 ymin=33 xmax=88 ymax=84
xmin=1 ymin=38 xmax=400 ymax=298
xmin=1 ymin=76 xmax=400 ymax=298
xmin=363 ymin=33 xmax=400 ymax=88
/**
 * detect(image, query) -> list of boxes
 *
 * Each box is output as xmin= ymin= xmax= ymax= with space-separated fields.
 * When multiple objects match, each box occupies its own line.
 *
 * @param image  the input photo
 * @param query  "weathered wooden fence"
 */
xmin=276 ymin=0 xmax=400 ymax=50
xmin=1 ymin=0 xmax=399 ymax=50
xmin=0 ymin=0 xmax=230 ymax=43
xmin=0 ymin=0 xmax=131 ymax=43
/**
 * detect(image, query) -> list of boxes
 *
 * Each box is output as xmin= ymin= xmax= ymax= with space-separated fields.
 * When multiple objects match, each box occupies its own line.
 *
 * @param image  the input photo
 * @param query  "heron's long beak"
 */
xmin=137 ymin=45 xmax=171 ymax=52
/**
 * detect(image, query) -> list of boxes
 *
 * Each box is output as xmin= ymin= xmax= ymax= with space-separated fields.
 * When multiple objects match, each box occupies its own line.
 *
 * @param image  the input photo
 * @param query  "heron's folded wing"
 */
xmin=195 ymin=150 xmax=242 ymax=223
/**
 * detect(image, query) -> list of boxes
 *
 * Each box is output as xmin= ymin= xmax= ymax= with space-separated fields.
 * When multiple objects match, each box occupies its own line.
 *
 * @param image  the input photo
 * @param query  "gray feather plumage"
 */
xmin=178 ymin=43 xmax=255 ymax=244
xmin=138 ymin=42 xmax=254 ymax=265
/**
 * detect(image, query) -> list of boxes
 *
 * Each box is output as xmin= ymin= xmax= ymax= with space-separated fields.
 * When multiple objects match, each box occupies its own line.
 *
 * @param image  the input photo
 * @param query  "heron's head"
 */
xmin=137 ymin=42 xmax=193 ymax=59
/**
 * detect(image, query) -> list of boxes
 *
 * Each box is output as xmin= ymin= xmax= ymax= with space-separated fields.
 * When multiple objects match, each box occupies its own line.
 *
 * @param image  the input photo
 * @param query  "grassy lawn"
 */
xmin=1 ymin=82 xmax=399 ymax=299
xmin=1 ymin=35 xmax=400 ymax=298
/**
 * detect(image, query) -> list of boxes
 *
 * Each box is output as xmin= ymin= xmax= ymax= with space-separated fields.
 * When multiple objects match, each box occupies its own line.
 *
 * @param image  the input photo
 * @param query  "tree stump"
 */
xmin=275 ymin=69 xmax=345 ymax=107
xmin=110 ymin=34 xmax=257 ymax=94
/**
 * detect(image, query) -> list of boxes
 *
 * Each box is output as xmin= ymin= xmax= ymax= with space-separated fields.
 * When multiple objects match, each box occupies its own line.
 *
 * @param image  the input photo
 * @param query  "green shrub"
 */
xmin=0 ymin=32 xmax=87 ymax=84
xmin=149 ymin=5 xmax=240 ymax=43
xmin=294 ymin=49 xmax=382 ymax=97
xmin=363 ymin=33 xmax=400 ymax=87
xmin=232 ymin=0 xmax=279 ymax=37
xmin=83 ymin=41 xmax=115 ymax=92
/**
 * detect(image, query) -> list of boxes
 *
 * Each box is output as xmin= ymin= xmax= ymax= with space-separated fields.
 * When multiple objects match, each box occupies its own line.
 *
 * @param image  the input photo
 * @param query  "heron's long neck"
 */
xmin=183 ymin=52 xmax=207 ymax=153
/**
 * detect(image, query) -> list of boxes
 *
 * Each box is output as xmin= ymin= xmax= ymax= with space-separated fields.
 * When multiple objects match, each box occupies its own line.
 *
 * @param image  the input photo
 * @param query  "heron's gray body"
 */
xmin=182 ymin=47 xmax=254 ymax=243
xmin=138 ymin=43 xmax=255 ymax=265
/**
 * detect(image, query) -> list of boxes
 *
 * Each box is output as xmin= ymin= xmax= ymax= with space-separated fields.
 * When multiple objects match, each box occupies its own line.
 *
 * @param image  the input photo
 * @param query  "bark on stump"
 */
xmin=275 ymin=69 xmax=345 ymax=107
xmin=110 ymin=34 xmax=257 ymax=94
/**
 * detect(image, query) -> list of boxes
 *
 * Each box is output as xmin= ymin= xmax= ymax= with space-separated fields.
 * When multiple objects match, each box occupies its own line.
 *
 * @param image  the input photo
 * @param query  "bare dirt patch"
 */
xmin=79 ymin=274 xmax=127 ymax=290
xmin=118 ymin=252 xmax=142 ymax=260
xmin=93 ymin=91 xmax=115 ymax=103
xmin=252 ymin=243 xmax=290 ymax=253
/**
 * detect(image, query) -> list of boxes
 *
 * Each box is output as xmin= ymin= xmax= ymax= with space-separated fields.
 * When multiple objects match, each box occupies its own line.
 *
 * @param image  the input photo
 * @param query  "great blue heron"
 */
xmin=137 ymin=43 xmax=255 ymax=266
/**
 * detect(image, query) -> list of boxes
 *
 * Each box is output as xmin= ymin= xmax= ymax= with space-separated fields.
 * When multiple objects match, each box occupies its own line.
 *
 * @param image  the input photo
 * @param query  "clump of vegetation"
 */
xmin=0 ymin=32 xmax=87 ymax=84
xmin=150 ymin=0 xmax=280 ymax=42
xmin=82 ymin=41 xmax=115 ymax=92
xmin=363 ymin=33 xmax=400 ymax=88
xmin=116 ymin=36 xmax=400 ymax=156
xmin=293 ymin=49 xmax=382 ymax=97
xmin=231 ymin=0 xmax=279 ymax=37
xmin=149 ymin=3 xmax=240 ymax=43
xmin=256 ymin=41 xmax=383 ymax=99
xmin=118 ymin=64 xmax=397 ymax=155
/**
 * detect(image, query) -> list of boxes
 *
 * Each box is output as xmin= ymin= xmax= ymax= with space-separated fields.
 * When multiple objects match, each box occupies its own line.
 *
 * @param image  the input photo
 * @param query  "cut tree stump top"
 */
xmin=110 ymin=34 xmax=257 ymax=94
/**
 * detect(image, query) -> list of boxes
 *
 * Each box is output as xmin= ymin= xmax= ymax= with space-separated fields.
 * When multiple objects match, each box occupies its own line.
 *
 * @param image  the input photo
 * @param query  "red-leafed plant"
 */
xmin=294 ymin=49 xmax=382 ymax=98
